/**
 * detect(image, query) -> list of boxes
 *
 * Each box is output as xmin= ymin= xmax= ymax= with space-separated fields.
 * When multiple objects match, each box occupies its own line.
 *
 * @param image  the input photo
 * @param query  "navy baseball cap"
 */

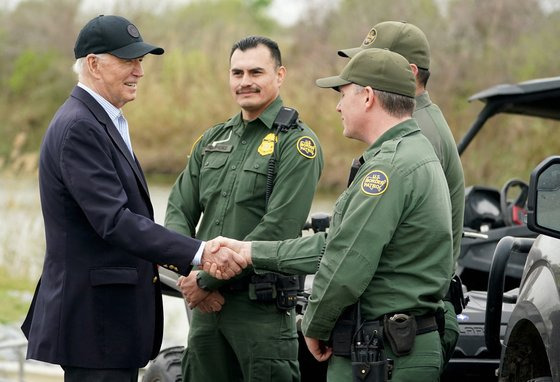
xmin=74 ymin=15 xmax=164 ymax=59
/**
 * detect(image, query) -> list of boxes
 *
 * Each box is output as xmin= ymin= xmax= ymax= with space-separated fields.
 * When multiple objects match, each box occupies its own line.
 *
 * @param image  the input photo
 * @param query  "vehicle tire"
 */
xmin=142 ymin=346 xmax=184 ymax=382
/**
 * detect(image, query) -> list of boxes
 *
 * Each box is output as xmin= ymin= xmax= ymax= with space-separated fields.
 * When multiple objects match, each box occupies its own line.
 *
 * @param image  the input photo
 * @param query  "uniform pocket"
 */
xmin=237 ymin=158 xmax=269 ymax=204
xmin=199 ymin=153 xmax=228 ymax=197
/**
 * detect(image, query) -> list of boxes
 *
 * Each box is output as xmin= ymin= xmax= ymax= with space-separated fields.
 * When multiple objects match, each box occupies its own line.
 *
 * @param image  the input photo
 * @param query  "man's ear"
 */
xmin=364 ymin=86 xmax=375 ymax=109
xmin=409 ymin=63 xmax=419 ymax=77
xmin=86 ymin=54 xmax=101 ymax=79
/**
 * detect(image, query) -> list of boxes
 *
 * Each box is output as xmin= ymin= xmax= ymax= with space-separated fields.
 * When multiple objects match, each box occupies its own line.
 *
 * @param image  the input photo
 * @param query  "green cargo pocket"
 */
xmin=249 ymin=339 xmax=299 ymax=382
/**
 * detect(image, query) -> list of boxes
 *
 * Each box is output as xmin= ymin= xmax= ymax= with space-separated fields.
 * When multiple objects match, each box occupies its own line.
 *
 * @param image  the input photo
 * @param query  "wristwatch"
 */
xmin=196 ymin=272 xmax=211 ymax=291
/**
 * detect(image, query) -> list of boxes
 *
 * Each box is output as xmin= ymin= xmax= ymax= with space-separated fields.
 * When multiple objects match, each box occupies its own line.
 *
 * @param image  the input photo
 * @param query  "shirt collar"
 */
xmin=224 ymin=96 xmax=283 ymax=131
xmin=77 ymin=82 xmax=122 ymax=126
xmin=363 ymin=118 xmax=420 ymax=162
xmin=414 ymin=91 xmax=432 ymax=111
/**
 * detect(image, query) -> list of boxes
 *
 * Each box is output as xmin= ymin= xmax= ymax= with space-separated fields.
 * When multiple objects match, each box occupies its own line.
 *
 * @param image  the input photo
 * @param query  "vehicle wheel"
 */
xmin=142 ymin=346 xmax=184 ymax=382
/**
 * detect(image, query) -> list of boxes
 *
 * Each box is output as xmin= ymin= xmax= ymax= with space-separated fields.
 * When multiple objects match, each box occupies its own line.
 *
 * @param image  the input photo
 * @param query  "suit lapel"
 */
xmin=71 ymin=87 xmax=151 ymax=200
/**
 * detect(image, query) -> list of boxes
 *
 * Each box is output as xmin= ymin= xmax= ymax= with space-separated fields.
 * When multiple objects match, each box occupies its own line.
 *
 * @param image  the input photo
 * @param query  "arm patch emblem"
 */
xmin=296 ymin=136 xmax=317 ymax=159
xmin=361 ymin=170 xmax=389 ymax=196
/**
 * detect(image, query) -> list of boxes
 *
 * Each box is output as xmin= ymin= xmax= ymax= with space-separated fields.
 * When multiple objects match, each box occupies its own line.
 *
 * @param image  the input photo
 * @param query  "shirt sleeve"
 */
xmin=251 ymin=232 xmax=327 ymax=275
xmin=165 ymin=138 xmax=204 ymax=238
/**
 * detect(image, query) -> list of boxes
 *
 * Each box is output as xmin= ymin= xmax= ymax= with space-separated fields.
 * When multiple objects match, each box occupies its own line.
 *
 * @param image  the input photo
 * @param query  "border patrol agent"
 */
xmin=338 ymin=21 xmax=465 ymax=366
xmin=165 ymin=36 xmax=323 ymax=381
xmin=211 ymin=48 xmax=453 ymax=381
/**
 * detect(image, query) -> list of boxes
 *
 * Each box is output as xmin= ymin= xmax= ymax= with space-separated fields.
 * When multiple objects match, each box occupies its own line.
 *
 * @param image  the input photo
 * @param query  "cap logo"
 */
xmin=127 ymin=24 xmax=140 ymax=38
xmin=296 ymin=136 xmax=317 ymax=159
xmin=258 ymin=133 xmax=277 ymax=156
xmin=361 ymin=170 xmax=388 ymax=196
xmin=362 ymin=28 xmax=377 ymax=47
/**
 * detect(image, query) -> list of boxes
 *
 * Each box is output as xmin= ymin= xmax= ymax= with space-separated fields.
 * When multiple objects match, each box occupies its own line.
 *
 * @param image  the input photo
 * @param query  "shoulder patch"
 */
xmin=296 ymin=136 xmax=317 ymax=159
xmin=190 ymin=134 xmax=203 ymax=154
xmin=258 ymin=133 xmax=277 ymax=156
xmin=361 ymin=170 xmax=389 ymax=196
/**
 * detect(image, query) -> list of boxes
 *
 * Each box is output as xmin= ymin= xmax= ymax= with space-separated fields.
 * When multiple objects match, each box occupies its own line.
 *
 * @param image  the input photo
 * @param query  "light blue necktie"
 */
xmin=117 ymin=113 xmax=133 ymax=155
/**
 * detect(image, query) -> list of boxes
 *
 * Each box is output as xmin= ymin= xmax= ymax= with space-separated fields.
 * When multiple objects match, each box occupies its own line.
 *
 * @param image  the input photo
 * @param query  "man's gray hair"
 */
xmin=72 ymin=54 xmax=109 ymax=78
xmin=351 ymin=84 xmax=415 ymax=118
xmin=372 ymin=89 xmax=415 ymax=118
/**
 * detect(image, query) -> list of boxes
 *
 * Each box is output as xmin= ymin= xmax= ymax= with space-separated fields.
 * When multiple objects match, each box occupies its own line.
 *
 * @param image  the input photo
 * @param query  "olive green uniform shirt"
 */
xmin=414 ymin=91 xmax=465 ymax=266
xmin=252 ymin=119 xmax=453 ymax=341
xmin=165 ymin=97 xmax=323 ymax=289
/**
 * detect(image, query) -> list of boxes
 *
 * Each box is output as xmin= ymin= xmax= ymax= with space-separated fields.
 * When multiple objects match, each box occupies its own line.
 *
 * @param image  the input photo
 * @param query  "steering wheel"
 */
xmin=499 ymin=179 xmax=529 ymax=226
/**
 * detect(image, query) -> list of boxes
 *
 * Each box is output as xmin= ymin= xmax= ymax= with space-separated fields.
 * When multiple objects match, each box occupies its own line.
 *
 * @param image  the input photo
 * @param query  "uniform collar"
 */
xmin=414 ymin=91 xmax=432 ymax=111
xmin=363 ymin=118 xmax=420 ymax=161
xmin=224 ymin=96 xmax=283 ymax=131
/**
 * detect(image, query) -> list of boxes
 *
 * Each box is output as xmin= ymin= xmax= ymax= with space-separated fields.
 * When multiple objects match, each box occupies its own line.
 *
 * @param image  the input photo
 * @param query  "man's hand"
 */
xmin=201 ymin=236 xmax=250 ymax=279
xmin=196 ymin=291 xmax=225 ymax=313
xmin=177 ymin=271 xmax=209 ymax=309
xmin=304 ymin=336 xmax=333 ymax=362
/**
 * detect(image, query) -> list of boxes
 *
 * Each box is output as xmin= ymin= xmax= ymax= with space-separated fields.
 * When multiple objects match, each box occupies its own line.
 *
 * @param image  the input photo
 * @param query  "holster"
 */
xmin=247 ymin=273 xmax=299 ymax=311
xmin=352 ymin=360 xmax=388 ymax=382
xmin=444 ymin=274 xmax=469 ymax=314
xmin=331 ymin=304 xmax=359 ymax=357
xmin=351 ymin=319 xmax=391 ymax=381
xmin=275 ymin=275 xmax=299 ymax=310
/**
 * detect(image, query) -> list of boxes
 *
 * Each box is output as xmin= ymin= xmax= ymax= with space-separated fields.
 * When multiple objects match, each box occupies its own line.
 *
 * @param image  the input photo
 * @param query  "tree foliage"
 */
xmin=1 ymin=0 xmax=560 ymax=192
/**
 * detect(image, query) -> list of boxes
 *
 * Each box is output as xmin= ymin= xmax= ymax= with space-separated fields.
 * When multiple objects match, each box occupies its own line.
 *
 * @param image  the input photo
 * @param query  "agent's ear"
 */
xmin=276 ymin=65 xmax=286 ymax=86
xmin=364 ymin=86 xmax=375 ymax=109
xmin=409 ymin=63 xmax=419 ymax=77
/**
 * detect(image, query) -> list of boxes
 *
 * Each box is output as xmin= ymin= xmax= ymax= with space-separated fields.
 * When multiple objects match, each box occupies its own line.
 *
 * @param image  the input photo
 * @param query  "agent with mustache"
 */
xmin=165 ymin=35 xmax=323 ymax=381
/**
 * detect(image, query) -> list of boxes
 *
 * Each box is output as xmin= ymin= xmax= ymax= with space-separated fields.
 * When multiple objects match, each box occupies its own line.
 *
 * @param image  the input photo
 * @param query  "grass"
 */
xmin=0 ymin=267 xmax=35 ymax=325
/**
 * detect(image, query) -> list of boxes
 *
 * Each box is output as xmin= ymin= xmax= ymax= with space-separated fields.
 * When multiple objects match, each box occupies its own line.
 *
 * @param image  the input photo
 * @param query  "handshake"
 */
xmin=200 ymin=237 xmax=252 ymax=279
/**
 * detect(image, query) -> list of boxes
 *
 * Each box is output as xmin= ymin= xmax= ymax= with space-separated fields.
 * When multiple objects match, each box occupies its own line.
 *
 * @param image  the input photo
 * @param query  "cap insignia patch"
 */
xmin=361 ymin=170 xmax=388 ymax=196
xmin=127 ymin=24 xmax=140 ymax=38
xmin=258 ymin=133 xmax=277 ymax=156
xmin=296 ymin=136 xmax=317 ymax=159
xmin=362 ymin=28 xmax=377 ymax=47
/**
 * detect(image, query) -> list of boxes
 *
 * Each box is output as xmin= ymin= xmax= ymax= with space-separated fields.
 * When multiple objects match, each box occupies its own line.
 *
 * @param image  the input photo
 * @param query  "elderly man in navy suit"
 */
xmin=21 ymin=15 xmax=247 ymax=382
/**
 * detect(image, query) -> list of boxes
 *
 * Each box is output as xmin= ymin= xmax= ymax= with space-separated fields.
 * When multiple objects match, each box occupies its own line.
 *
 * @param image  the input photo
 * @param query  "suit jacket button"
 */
xmin=152 ymin=276 xmax=158 ymax=283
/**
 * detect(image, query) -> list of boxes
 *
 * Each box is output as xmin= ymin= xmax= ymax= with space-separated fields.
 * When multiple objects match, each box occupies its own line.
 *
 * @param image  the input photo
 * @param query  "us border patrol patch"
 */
xmin=362 ymin=28 xmax=377 ymax=47
xmin=296 ymin=136 xmax=317 ymax=159
xmin=361 ymin=170 xmax=389 ymax=196
xmin=258 ymin=133 xmax=277 ymax=156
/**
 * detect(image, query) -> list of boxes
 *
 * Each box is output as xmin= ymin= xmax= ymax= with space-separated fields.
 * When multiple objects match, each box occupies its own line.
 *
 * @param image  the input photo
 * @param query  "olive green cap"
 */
xmin=316 ymin=48 xmax=415 ymax=98
xmin=338 ymin=21 xmax=430 ymax=70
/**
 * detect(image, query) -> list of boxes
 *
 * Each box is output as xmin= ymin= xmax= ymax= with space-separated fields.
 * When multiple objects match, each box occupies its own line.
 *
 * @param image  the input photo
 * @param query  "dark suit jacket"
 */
xmin=21 ymin=86 xmax=200 ymax=368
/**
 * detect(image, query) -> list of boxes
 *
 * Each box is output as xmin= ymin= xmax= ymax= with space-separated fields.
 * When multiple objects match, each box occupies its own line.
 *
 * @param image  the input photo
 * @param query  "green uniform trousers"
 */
xmin=181 ymin=291 xmax=300 ymax=382
xmin=327 ymin=330 xmax=442 ymax=382
xmin=441 ymin=301 xmax=460 ymax=368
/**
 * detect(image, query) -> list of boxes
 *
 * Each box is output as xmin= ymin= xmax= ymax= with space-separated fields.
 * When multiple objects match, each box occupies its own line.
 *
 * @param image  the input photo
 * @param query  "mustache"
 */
xmin=236 ymin=86 xmax=260 ymax=95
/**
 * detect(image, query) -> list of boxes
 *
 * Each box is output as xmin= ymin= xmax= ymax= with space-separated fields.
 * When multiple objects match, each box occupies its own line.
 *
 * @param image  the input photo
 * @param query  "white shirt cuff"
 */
xmin=192 ymin=241 xmax=205 ymax=266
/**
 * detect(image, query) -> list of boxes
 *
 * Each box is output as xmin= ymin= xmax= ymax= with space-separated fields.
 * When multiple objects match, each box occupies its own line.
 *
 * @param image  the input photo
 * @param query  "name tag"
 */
xmin=204 ymin=144 xmax=233 ymax=153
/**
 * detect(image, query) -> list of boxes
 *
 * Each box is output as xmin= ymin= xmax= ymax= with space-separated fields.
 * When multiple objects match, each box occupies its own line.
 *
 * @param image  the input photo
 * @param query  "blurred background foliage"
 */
xmin=1 ymin=0 xmax=560 ymax=192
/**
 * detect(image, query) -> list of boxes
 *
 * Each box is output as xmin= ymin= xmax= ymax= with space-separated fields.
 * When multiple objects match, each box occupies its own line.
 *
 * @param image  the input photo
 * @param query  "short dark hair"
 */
xmin=230 ymin=36 xmax=282 ymax=68
xmin=372 ymin=89 xmax=415 ymax=118
xmin=417 ymin=68 xmax=430 ymax=88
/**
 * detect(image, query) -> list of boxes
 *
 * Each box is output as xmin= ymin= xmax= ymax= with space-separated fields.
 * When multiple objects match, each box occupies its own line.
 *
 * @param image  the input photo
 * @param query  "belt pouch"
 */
xmin=352 ymin=360 xmax=387 ymax=382
xmin=383 ymin=314 xmax=417 ymax=356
